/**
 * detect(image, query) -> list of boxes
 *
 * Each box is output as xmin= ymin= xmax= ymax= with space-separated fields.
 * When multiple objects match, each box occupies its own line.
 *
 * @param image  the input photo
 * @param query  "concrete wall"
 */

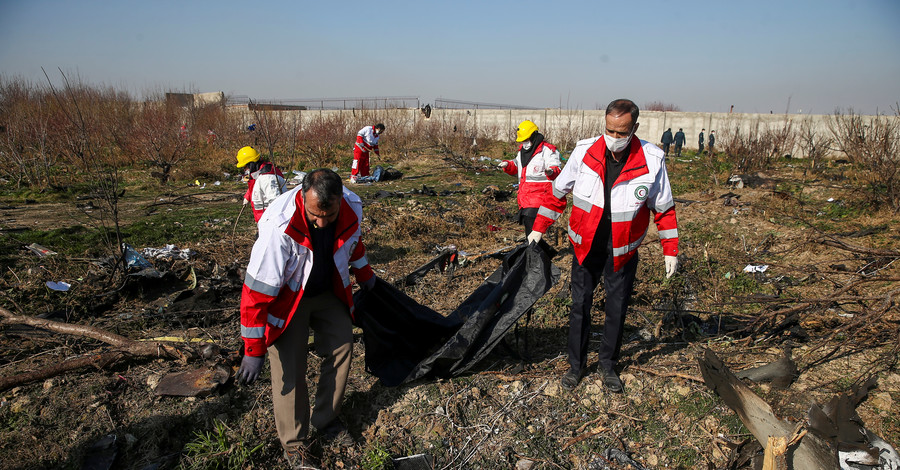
xmin=228 ymin=106 xmax=894 ymax=159
xmin=436 ymin=108 xmax=841 ymax=158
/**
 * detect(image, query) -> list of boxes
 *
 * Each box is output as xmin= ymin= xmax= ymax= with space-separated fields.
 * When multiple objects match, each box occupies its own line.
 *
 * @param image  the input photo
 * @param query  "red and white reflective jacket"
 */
xmin=534 ymin=135 xmax=679 ymax=271
xmin=239 ymin=185 xmax=375 ymax=357
xmin=501 ymin=141 xmax=562 ymax=210
xmin=355 ymin=125 xmax=380 ymax=155
xmin=243 ymin=162 xmax=286 ymax=222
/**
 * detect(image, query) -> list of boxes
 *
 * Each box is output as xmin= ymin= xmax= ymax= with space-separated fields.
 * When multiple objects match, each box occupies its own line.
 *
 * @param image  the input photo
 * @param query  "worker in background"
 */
xmin=236 ymin=169 xmax=376 ymax=468
xmin=350 ymin=123 xmax=385 ymax=184
xmin=528 ymin=99 xmax=680 ymax=393
xmin=673 ymin=128 xmax=686 ymax=157
xmin=498 ymin=120 xmax=562 ymax=248
xmin=660 ymin=127 xmax=673 ymax=157
xmin=236 ymin=146 xmax=285 ymax=222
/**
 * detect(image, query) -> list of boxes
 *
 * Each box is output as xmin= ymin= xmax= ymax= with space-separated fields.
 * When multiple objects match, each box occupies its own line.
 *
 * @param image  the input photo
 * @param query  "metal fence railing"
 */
xmin=226 ymin=95 xmax=420 ymax=110
xmin=433 ymin=98 xmax=540 ymax=110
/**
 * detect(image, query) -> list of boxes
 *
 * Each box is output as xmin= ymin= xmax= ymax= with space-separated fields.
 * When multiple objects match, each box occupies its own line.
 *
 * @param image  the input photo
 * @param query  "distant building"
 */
xmin=165 ymin=92 xmax=225 ymax=108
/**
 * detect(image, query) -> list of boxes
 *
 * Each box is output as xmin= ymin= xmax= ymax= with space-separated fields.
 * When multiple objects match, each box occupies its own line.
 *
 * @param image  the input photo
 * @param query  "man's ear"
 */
xmin=633 ymin=122 xmax=640 ymax=134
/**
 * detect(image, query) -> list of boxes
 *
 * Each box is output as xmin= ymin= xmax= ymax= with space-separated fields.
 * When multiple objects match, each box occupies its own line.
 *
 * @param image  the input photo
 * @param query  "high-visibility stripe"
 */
xmin=287 ymin=278 xmax=302 ymax=292
xmin=613 ymin=237 xmax=645 ymax=256
xmin=244 ymin=273 xmax=280 ymax=297
xmin=341 ymin=274 xmax=350 ymax=288
xmin=573 ymin=195 xmax=593 ymax=213
xmin=537 ymin=206 xmax=561 ymax=221
xmin=658 ymin=228 xmax=679 ymax=239
xmin=553 ymin=186 xmax=568 ymax=199
xmin=568 ymin=225 xmax=582 ymax=244
xmin=349 ymin=256 xmax=368 ymax=269
xmin=267 ymin=314 xmax=285 ymax=329
xmin=656 ymin=199 xmax=675 ymax=212
xmin=611 ymin=209 xmax=640 ymax=222
xmin=241 ymin=325 xmax=265 ymax=338
xmin=525 ymin=175 xmax=549 ymax=182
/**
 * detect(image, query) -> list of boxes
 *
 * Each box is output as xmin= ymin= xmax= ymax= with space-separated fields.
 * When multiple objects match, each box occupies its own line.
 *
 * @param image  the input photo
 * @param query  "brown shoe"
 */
xmin=284 ymin=446 xmax=319 ymax=470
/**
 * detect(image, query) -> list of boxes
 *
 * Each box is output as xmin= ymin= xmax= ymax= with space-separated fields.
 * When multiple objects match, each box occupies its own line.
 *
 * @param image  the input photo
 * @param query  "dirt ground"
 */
xmin=1 ymin=155 xmax=898 ymax=469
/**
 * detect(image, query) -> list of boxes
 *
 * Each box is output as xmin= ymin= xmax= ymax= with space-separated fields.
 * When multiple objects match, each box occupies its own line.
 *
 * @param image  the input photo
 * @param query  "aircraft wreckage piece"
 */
xmin=700 ymin=349 xmax=900 ymax=470
xmin=153 ymin=366 xmax=230 ymax=397
xmin=698 ymin=349 xmax=839 ymax=470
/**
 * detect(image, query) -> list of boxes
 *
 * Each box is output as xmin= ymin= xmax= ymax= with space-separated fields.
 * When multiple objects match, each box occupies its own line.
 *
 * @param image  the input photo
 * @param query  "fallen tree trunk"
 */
xmin=0 ymin=351 xmax=124 ymax=391
xmin=0 ymin=306 xmax=186 ymax=391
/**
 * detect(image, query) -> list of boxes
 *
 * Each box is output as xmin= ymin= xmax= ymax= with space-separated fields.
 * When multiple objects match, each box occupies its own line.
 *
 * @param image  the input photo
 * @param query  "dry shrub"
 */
xmin=129 ymin=98 xmax=189 ymax=183
xmin=644 ymin=101 xmax=681 ymax=112
xmin=0 ymin=78 xmax=58 ymax=188
xmin=297 ymin=112 xmax=352 ymax=169
xmin=798 ymin=116 xmax=833 ymax=175
xmin=720 ymin=119 xmax=797 ymax=173
xmin=828 ymin=108 xmax=900 ymax=211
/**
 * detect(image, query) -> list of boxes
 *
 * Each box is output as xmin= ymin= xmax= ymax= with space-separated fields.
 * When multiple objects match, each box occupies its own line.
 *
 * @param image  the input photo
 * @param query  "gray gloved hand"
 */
xmin=237 ymin=355 xmax=265 ymax=384
xmin=361 ymin=275 xmax=376 ymax=290
xmin=498 ymin=161 xmax=509 ymax=169
xmin=526 ymin=231 xmax=543 ymax=245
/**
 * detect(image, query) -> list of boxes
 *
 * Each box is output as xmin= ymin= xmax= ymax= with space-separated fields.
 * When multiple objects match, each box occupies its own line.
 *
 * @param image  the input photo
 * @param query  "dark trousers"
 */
xmin=674 ymin=143 xmax=683 ymax=157
xmin=662 ymin=143 xmax=670 ymax=156
xmin=568 ymin=244 xmax=639 ymax=373
xmin=699 ymin=142 xmax=704 ymax=154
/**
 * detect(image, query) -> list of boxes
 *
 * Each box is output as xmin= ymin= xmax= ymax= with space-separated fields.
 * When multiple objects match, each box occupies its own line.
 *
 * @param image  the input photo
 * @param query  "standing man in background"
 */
xmin=708 ymin=130 xmax=716 ymax=155
xmin=351 ymin=123 xmax=385 ymax=184
xmin=698 ymin=128 xmax=705 ymax=154
xmin=526 ymin=99 xmax=680 ymax=393
xmin=660 ymin=128 xmax=673 ymax=157
xmin=673 ymin=128 xmax=686 ymax=158
xmin=498 ymin=119 xmax=562 ymax=245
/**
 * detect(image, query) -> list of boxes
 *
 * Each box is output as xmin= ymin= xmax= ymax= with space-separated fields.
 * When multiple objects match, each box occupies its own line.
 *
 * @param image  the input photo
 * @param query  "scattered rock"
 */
xmin=516 ymin=458 xmax=535 ymax=470
xmin=543 ymin=381 xmax=561 ymax=397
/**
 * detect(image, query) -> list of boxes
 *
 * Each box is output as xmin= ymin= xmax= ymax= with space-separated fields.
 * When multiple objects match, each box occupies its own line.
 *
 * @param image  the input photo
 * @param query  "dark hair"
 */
xmin=605 ymin=99 xmax=639 ymax=123
xmin=374 ymin=123 xmax=385 ymax=131
xmin=302 ymin=169 xmax=343 ymax=209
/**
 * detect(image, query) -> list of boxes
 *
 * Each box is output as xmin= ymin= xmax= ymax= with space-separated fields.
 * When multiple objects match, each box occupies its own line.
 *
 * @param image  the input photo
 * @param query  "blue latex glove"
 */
xmin=361 ymin=275 xmax=376 ymax=290
xmin=237 ymin=355 xmax=264 ymax=384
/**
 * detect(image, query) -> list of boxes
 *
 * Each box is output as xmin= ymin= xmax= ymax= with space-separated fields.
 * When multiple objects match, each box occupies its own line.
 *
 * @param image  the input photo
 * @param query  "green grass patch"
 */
xmin=180 ymin=420 xmax=264 ymax=470
xmin=360 ymin=444 xmax=392 ymax=470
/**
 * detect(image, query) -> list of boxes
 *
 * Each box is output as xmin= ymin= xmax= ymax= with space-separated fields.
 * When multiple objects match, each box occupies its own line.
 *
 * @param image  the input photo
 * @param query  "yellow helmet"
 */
xmin=235 ymin=146 xmax=260 ymax=168
xmin=516 ymin=120 xmax=538 ymax=142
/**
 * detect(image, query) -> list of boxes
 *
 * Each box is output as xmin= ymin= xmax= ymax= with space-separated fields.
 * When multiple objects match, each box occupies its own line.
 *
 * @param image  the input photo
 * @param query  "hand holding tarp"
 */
xmin=498 ymin=161 xmax=509 ymax=169
xmin=237 ymin=355 xmax=264 ymax=384
xmin=526 ymin=231 xmax=543 ymax=245
xmin=361 ymin=275 xmax=376 ymax=290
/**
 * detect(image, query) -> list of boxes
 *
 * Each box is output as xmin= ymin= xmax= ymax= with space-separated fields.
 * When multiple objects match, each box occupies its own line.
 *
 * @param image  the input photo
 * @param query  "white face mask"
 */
xmin=521 ymin=141 xmax=533 ymax=151
xmin=604 ymin=132 xmax=632 ymax=153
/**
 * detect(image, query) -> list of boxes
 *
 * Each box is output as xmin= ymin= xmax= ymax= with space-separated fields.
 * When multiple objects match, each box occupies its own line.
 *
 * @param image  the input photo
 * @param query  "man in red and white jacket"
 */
xmin=528 ymin=99 xmax=680 ymax=393
xmin=236 ymin=169 xmax=375 ymax=460
xmin=498 ymin=120 xmax=562 ymax=240
xmin=350 ymin=123 xmax=385 ymax=183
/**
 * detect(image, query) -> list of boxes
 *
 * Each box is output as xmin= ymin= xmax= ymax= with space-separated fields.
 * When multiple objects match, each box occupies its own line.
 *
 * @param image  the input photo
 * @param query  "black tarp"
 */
xmin=353 ymin=243 xmax=560 ymax=386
